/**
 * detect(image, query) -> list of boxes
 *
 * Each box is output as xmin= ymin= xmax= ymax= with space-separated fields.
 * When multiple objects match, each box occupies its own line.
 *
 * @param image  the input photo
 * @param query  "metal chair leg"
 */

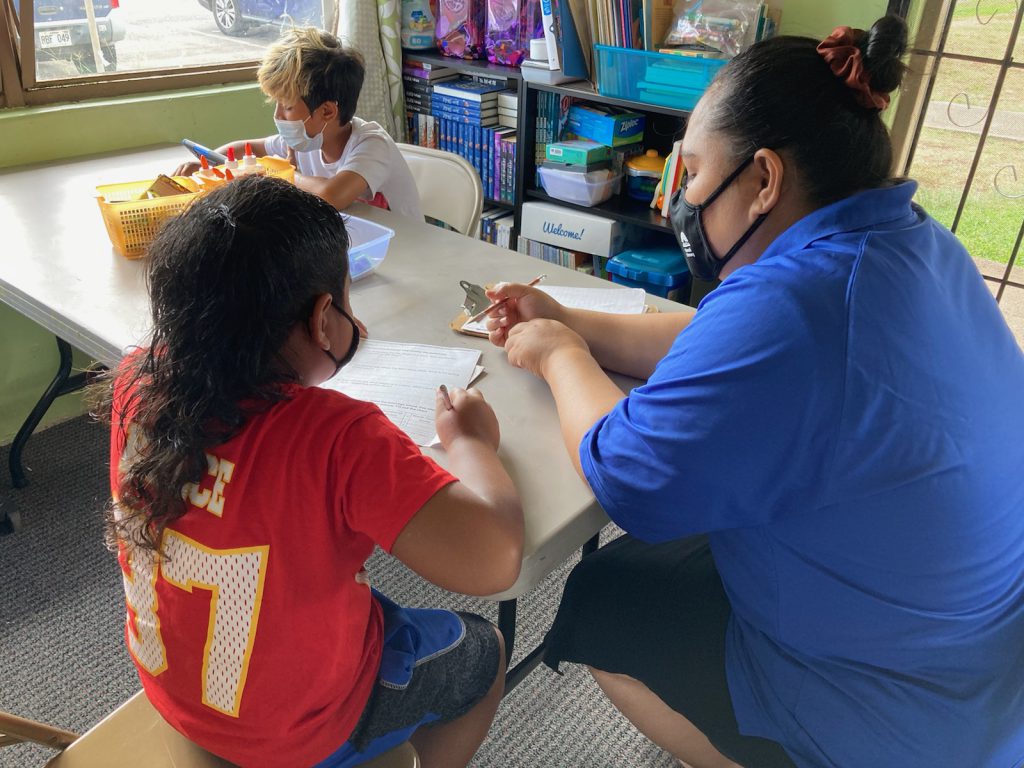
xmin=9 ymin=337 xmax=90 ymax=489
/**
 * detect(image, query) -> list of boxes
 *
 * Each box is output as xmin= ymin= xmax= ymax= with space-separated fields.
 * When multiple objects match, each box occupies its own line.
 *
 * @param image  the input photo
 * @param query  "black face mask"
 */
xmin=669 ymin=155 xmax=769 ymax=281
xmin=323 ymin=300 xmax=360 ymax=377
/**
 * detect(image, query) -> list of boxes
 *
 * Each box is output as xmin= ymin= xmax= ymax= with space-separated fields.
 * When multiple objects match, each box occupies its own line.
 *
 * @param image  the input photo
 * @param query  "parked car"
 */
xmin=31 ymin=0 xmax=126 ymax=73
xmin=196 ymin=0 xmax=336 ymax=37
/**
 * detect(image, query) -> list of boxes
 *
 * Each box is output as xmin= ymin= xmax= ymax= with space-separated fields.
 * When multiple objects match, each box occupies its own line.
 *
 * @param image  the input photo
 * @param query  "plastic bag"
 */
xmin=402 ymin=0 xmax=439 ymax=50
xmin=485 ymin=0 xmax=543 ymax=66
xmin=662 ymin=0 xmax=760 ymax=58
xmin=436 ymin=0 xmax=488 ymax=59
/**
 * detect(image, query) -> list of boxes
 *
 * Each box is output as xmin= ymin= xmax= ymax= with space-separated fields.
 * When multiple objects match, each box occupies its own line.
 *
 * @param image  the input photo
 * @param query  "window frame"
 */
xmin=0 ymin=0 xmax=319 ymax=109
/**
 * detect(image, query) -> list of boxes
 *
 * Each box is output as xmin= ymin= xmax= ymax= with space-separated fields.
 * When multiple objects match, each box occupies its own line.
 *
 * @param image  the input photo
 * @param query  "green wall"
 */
xmin=779 ymin=0 xmax=891 ymax=37
xmin=0 ymin=83 xmax=271 ymax=444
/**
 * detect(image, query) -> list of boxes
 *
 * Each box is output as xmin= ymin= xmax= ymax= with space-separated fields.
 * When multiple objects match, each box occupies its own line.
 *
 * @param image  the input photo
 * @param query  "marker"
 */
xmin=182 ymin=139 xmax=227 ymax=165
xmin=438 ymin=384 xmax=454 ymax=411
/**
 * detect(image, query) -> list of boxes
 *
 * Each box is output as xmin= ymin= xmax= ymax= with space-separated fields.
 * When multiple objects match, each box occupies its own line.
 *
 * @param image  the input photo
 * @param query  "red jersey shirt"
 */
xmin=110 ymin=379 xmax=455 ymax=767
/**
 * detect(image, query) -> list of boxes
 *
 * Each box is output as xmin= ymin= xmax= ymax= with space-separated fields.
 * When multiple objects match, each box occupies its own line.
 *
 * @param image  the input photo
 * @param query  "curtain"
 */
xmin=339 ymin=0 xmax=407 ymax=142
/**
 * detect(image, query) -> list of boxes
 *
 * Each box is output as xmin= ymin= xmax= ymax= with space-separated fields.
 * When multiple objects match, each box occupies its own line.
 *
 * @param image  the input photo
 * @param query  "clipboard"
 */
xmin=450 ymin=279 xmax=659 ymax=339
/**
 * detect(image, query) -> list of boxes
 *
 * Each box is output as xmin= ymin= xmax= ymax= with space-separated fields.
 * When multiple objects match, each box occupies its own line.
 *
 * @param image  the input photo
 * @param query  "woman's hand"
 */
xmin=505 ymin=319 xmax=590 ymax=379
xmin=435 ymin=387 xmax=500 ymax=452
xmin=173 ymin=160 xmax=201 ymax=177
xmin=485 ymin=282 xmax=565 ymax=347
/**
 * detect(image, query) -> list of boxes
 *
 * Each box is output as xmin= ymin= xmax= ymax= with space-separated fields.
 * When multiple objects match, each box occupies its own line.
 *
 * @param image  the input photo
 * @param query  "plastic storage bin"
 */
xmin=538 ymin=166 xmax=620 ymax=207
xmin=345 ymin=214 xmax=396 ymax=281
xmin=594 ymin=45 xmax=728 ymax=111
xmin=607 ymin=245 xmax=690 ymax=301
xmin=95 ymin=176 xmax=202 ymax=259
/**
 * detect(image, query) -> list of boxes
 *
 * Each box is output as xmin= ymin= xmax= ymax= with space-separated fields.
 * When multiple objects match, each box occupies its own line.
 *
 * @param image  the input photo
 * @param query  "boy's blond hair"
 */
xmin=258 ymin=27 xmax=365 ymax=125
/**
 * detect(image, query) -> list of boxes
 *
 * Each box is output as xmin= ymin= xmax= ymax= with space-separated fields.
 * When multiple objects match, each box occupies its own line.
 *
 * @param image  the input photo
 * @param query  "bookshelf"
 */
xmin=401 ymin=49 xmax=712 ymax=304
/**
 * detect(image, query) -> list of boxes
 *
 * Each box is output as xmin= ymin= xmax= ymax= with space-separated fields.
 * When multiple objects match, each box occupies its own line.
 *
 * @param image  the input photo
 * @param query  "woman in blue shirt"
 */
xmin=485 ymin=14 xmax=1024 ymax=768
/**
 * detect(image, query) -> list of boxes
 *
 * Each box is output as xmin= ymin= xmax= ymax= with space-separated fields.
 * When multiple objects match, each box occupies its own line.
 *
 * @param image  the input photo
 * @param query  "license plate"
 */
xmin=39 ymin=29 xmax=73 ymax=48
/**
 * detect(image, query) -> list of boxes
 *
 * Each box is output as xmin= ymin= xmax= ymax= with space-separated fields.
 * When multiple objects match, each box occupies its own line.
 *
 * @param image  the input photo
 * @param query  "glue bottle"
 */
xmin=236 ymin=141 xmax=266 ymax=176
xmin=224 ymin=146 xmax=238 ymax=170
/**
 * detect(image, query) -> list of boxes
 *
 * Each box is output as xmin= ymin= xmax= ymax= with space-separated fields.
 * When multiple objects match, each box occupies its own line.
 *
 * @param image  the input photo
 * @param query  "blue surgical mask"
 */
xmin=273 ymin=113 xmax=325 ymax=153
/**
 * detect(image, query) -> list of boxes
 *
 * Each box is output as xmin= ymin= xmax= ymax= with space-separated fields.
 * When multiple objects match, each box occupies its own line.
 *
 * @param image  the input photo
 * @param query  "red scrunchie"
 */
xmin=816 ymin=26 xmax=890 ymax=111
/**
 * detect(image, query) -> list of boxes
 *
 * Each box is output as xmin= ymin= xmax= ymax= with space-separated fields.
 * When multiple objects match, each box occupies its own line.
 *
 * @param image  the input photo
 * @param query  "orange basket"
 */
xmin=95 ymin=176 xmax=202 ymax=259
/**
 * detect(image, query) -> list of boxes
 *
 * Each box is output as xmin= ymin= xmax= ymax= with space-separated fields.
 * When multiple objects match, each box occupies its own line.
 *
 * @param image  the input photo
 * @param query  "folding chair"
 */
xmin=0 ymin=690 xmax=419 ymax=767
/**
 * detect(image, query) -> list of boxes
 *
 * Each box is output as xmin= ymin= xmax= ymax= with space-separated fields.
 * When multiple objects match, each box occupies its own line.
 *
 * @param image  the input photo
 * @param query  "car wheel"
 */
xmin=214 ymin=0 xmax=248 ymax=36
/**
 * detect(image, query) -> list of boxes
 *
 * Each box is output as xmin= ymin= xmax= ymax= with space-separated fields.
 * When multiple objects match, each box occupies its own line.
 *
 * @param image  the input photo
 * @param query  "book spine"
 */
xmin=432 ymin=92 xmax=496 ymax=110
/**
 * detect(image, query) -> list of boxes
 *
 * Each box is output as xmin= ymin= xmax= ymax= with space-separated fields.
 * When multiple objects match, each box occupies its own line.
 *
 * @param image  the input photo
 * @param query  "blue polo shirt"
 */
xmin=581 ymin=182 xmax=1024 ymax=767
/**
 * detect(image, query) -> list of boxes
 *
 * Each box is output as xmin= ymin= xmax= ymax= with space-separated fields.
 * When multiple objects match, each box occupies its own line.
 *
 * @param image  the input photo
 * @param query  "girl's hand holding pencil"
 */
xmin=435 ymin=387 xmax=501 ymax=452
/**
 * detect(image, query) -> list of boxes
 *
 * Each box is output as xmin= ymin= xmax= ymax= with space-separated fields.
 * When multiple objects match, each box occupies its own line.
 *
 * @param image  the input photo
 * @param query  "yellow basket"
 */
xmin=95 ymin=176 xmax=202 ymax=259
xmin=259 ymin=155 xmax=296 ymax=183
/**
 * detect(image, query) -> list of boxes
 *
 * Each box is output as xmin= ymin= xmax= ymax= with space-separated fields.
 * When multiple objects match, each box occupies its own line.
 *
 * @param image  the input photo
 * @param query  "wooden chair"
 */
xmin=0 ymin=691 xmax=419 ymax=767
xmin=397 ymin=143 xmax=484 ymax=238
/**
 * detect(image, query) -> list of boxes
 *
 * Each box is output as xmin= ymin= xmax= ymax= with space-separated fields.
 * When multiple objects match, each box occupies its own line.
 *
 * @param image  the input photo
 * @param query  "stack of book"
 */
xmin=480 ymin=207 xmax=516 ymax=248
xmin=497 ymin=91 xmax=518 ymax=129
xmin=517 ymin=236 xmax=599 ymax=275
xmin=402 ymin=72 xmax=521 ymax=233
xmin=403 ymin=58 xmax=456 ymax=149
xmin=533 ymin=90 xmax=572 ymax=185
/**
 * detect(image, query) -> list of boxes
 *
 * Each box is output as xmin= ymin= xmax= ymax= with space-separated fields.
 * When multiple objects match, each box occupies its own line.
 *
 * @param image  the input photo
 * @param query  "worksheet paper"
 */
xmin=460 ymin=285 xmax=648 ymax=335
xmin=320 ymin=339 xmax=482 ymax=447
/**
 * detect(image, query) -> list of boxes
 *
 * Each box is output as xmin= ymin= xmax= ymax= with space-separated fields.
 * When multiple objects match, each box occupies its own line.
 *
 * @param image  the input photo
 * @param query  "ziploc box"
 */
xmin=520 ymin=201 xmax=625 ymax=258
xmin=566 ymin=104 xmax=645 ymax=147
xmin=546 ymin=139 xmax=611 ymax=166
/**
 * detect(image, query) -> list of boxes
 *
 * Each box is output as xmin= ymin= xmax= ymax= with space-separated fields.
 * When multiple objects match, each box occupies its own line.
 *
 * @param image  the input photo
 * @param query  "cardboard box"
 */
xmin=520 ymin=201 xmax=625 ymax=257
xmin=546 ymin=139 xmax=611 ymax=166
xmin=565 ymin=104 xmax=645 ymax=147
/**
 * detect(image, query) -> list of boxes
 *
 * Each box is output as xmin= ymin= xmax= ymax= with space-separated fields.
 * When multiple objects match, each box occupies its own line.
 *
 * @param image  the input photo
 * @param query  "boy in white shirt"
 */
xmin=176 ymin=28 xmax=422 ymax=221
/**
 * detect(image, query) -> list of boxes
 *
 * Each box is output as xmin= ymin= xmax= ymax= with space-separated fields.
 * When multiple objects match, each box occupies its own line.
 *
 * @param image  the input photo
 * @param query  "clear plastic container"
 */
xmin=344 ymin=215 xmax=396 ymax=281
xmin=538 ymin=166 xmax=620 ymax=207
xmin=594 ymin=45 xmax=728 ymax=111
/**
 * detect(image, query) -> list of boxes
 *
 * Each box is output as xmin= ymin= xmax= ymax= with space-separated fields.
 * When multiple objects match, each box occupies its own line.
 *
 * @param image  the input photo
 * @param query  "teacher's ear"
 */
xmin=749 ymin=148 xmax=786 ymax=218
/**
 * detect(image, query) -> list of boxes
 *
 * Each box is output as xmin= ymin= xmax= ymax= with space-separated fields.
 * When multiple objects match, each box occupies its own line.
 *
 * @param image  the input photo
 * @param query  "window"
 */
xmin=0 ymin=0 xmax=338 ymax=108
xmin=890 ymin=0 xmax=1024 ymax=345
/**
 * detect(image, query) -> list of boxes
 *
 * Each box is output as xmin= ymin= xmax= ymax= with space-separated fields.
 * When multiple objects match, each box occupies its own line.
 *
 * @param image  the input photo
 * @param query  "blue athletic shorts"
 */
xmin=315 ymin=590 xmax=501 ymax=768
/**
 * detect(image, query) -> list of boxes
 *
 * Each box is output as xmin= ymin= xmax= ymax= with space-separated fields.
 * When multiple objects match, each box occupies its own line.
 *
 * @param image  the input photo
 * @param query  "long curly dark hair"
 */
xmin=95 ymin=175 xmax=349 ymax=553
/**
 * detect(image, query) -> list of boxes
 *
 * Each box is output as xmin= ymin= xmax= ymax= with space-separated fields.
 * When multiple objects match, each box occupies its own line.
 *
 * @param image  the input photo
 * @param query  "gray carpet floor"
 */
xmin=0 ymin=416 xmax=675 ymax=767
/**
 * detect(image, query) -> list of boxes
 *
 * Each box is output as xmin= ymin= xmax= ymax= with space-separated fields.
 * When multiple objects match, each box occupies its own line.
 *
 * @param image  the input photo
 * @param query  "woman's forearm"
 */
xmin=560 ymin=307 xmax=695 ymax=379
xmin=543 ymin=346 xmax=627 ymax=479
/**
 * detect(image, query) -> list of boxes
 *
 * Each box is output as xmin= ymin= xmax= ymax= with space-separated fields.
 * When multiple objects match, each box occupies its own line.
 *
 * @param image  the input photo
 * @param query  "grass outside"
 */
xmin=909 ymin=126 xmax=1024 ymax=267
xmin=923 ymin=0 xmax=1024 ymax=113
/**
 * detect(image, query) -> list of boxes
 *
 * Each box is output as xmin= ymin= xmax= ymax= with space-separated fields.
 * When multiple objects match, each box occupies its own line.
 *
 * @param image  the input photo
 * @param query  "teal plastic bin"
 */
xmin=607 ymin=245 xmax=690 ymax=302
xmin=594 ymin=45 xmax=728 ymax=111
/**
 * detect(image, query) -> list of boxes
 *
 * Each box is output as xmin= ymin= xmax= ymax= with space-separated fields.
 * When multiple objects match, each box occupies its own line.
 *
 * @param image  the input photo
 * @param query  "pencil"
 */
xmin=439 ymin=384 xmax=454 ymax=411
xmin=468 ymin=274 xmax=547 ymax=324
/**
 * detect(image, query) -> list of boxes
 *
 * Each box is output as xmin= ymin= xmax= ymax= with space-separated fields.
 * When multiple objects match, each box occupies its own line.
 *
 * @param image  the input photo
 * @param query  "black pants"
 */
xmin=544 ymin=534 xmax=797 ymax=768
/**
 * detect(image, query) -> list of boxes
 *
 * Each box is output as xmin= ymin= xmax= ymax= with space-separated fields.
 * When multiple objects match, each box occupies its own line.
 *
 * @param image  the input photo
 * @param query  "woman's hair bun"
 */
xmin=860 ymin=14 xmax=909 ymax=94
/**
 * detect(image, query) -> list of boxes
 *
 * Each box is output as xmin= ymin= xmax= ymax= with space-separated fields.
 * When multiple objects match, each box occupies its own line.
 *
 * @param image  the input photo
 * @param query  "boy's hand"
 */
xmin=505 ymin=319 xmax=590 ymax=380
xmin=485 ymin=282 xmax=565 ymax=348
xmin=173 ymin=160 xmax=201 ymax=177
xmin=435 ymin=387 xmax=500 ymax=452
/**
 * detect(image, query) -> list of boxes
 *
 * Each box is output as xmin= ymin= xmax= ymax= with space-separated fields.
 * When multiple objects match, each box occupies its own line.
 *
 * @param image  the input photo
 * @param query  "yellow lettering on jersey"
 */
xmin=160 ymin=532 xmax=269 ymax=717
xmin=183 ymin=453 xmax=235 ymax=517
xmin=206 ymin=458 xmax=235 ymax=517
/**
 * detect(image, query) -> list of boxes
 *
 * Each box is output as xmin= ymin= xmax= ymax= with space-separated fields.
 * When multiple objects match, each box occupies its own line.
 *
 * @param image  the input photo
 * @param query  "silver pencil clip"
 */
xmin=459 ymin=280 xmax=490 ymax=317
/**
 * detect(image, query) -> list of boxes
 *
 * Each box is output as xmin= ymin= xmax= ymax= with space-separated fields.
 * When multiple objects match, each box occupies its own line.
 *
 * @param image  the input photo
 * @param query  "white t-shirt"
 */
xmin=264 ymin=117 xmax=423 ymax=221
